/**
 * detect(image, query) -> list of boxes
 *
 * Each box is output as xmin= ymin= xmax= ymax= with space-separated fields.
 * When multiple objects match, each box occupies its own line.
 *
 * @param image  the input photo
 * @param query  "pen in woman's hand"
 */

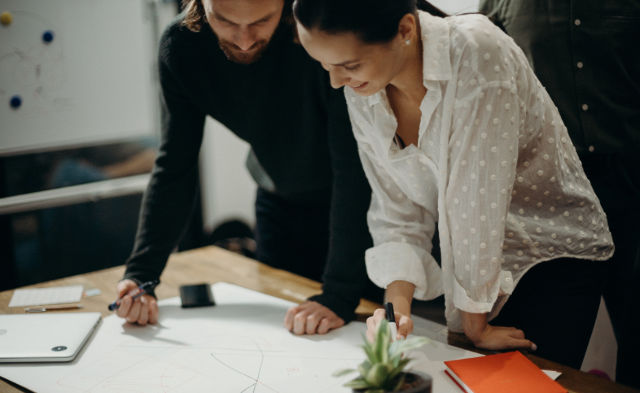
xmin=385 ymin=302 xmax=398 ymax=340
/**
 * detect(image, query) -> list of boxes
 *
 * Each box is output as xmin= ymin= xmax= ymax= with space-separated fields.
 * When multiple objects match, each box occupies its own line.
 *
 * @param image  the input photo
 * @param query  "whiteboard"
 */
xmin=0 ymin=0 xmax=157 ymax=155
xmin=0 ymin=282 xmax=481 ymax=393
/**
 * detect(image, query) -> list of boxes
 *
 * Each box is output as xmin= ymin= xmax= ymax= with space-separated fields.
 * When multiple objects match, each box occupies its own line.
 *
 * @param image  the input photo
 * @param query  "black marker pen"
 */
xmin=384 ymin=302 xmax=398 ymax=340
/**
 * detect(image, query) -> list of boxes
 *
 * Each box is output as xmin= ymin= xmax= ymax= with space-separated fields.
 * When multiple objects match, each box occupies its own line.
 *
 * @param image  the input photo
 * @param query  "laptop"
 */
xmin=0 ymin=312 xmax=101 ymax=363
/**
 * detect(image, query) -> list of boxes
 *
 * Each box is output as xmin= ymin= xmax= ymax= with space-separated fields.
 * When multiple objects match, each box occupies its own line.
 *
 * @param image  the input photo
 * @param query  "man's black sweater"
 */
xmin=123 ymin=16 xmax=374 ymax=322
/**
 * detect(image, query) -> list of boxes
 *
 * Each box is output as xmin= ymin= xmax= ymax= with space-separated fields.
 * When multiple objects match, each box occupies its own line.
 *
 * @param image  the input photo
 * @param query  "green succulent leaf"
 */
xmin=388 ymin=359 xmax=410 ymax=380
xmin=332 ymin=368 xmax=356 ymax=377
xmin=390 ymin=354 xmax=403 ymax=368
xmin=362 ymin=340 xmax=378 ymax=364
xmin=391 ymin=373 xmax=407 ymax=392
xmin=365 ymin=363 xmax=389 ymax=387
xmin=389 ymin=336 xmax=429 ymax=357
xmin=374 ymin=324 xmax=390 ymax=364
xmin=357 ymin=360 xmax=372 ymax=377
xmin=344 ymin=377 xmax=370 ymax=389
xmin=337 ymin=316 xmax=429 ymax=391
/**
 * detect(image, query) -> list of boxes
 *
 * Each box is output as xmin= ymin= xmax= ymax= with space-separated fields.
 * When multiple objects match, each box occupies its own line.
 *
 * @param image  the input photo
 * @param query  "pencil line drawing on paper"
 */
xmin=50 ymin=332 xmax=361 ymax=393
xmin=2 ymin=284 xmax=370 ymax=393
xmin=210 ymin=340 xmax=280 ymax=393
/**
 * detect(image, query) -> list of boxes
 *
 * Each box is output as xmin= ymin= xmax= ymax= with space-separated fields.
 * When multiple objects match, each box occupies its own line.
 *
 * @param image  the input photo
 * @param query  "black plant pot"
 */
xmin=353 ymin=372 xmax=432 ymax=393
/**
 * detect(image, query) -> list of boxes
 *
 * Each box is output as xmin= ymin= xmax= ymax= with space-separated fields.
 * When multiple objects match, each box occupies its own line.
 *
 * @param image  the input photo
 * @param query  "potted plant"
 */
xmin=334 ymin=322 xmax=432 ymax=393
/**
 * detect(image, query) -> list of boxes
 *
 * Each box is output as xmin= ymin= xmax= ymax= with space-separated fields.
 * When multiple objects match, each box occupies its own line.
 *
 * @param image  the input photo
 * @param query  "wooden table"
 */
xmin=1 ymin=246 xmax=637 ymax=393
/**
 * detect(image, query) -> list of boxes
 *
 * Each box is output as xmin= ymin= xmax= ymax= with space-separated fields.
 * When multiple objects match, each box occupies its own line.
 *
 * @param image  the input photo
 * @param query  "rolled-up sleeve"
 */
xmin=348 ymin=115 xmax=443 ymax=300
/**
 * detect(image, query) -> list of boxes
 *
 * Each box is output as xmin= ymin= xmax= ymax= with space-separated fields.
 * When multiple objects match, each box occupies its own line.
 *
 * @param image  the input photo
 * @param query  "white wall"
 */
xmin=199 ymin=118 xmax=255 ymax=233
xmin=430 ymin=0 xmax=479 ymax=14
xmin=582 ymin=299 xmax=617 ymax=377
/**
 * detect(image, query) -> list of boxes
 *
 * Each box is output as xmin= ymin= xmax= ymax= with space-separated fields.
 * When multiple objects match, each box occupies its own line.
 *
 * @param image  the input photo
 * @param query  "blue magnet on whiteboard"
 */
xmin=10 ymin=95 xmax=22 ymax=109
xmin=42 ymin=30 xmax=54 ymax=43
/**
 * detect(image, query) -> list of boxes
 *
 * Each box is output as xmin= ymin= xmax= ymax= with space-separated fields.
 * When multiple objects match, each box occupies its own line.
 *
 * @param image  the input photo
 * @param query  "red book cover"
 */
xmin=444 ymin=351 xmax=566 ymax=393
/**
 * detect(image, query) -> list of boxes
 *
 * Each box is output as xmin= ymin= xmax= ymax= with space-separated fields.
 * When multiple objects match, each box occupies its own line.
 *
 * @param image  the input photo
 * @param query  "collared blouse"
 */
xmin=344 ymin=11 xmax=614 ymax=332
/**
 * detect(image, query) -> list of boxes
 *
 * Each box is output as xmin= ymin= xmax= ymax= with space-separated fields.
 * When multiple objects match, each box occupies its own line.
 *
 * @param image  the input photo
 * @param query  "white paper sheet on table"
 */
xmin=544 ymin=370 xmax=562 ymax=380
xmin=0 ymin=282 xmax=483 ymax=393
xmin=8 ymin=285 xmax=83 ymax=307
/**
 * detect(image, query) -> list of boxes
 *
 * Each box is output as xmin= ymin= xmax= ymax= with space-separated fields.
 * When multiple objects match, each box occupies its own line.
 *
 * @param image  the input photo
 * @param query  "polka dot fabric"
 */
xmin=344 ymin=12 xmax=614 ymax=332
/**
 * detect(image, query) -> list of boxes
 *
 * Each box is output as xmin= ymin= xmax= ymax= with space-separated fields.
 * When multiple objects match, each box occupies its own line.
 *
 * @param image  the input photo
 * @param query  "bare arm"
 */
xmin=365 ymin=280 xmax=416 ymax=341
xmin=460 ymin=310 xmax=537 ymax=351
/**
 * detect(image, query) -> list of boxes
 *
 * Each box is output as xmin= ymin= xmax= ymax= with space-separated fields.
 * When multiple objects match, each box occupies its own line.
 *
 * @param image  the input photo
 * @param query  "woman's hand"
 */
xmin=469 ymin=324 xmax=537 ymax=351
xmin=366 ymin=308 xmax=414 ymax=342
xmin=365 ymin=280 xmax=416 ymax=342
xmin=460 ymin=310 xmax=536 ymax=351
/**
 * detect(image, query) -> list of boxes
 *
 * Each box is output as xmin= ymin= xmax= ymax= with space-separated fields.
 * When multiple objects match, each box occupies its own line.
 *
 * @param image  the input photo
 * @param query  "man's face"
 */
xmin=203 ymin=0 xmax=284 ymax=64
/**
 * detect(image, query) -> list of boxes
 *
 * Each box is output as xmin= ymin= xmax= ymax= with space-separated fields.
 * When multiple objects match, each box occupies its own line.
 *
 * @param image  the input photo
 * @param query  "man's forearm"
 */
xmin=319 ymin=82 xmax=374 ymax=320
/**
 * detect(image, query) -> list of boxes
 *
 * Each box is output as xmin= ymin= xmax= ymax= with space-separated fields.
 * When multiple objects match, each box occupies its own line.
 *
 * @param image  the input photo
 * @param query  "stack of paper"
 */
xmin=8 ymin=285 xmax=83 ymax=307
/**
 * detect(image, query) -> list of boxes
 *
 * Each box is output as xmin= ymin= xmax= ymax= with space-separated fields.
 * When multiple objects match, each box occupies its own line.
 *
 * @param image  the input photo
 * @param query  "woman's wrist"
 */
xmin=384 ymin=280 xmax=415 ymax=316
xmin=460 ymin=310 xmax=489 ymax=343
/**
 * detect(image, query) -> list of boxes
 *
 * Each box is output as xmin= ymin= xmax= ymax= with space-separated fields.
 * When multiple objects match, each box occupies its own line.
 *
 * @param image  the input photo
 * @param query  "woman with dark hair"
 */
xmin=293 ymin=0 xmax=614 ymax=367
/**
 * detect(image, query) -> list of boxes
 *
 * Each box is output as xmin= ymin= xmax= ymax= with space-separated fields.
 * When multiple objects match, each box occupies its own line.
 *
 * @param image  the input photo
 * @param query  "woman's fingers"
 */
xmin=494 ymin=326 xmax=525 ymax=339
xmin=510 ymin=338 xmax=536 ymax=350
xmin=471 ymin=325 xmax=537 ymax=351
xmin=396 ymin=314 xmax=414 ymax=339
xmin=366 ymin=308 xmax=416 ymax=341
xmin=366 ymin=309 xmax=386 ymax=342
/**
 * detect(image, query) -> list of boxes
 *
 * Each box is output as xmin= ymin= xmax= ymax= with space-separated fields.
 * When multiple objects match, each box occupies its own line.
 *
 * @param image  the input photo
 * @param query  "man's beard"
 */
xmin=218 ymin=39 xmax=270 ymax=65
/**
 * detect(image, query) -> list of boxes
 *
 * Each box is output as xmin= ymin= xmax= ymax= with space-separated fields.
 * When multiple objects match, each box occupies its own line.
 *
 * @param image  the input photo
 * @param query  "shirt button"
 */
xmin=588 ymin=145 xmax=595 ymax=152
xmin=582 ymin=103 xmax=589 ymax=111
xmin=574 ymin=19 xmax=581 ymax=26
xmin=577 ymin=61 xmax=584 ymax=69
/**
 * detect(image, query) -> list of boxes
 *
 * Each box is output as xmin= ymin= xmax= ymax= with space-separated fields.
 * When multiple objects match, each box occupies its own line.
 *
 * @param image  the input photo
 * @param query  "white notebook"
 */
xmin=0 ymin=312 xmax=101 ymax=363
xmin=8 ymin=285 xmax=84 ymax=307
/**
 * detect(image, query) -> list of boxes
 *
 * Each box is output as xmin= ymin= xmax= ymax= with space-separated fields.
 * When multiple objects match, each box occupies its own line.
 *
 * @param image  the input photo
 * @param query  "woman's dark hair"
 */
xmin=293 ymin=0 xmax=448 ymax=44
xmin=181 ymin=0 xmax=294 ymax=33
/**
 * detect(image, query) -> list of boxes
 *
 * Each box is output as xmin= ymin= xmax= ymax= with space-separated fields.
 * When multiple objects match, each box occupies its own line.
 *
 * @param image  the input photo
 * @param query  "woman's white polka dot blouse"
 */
xmin=344 ymin=11 xmax=614 ymax=332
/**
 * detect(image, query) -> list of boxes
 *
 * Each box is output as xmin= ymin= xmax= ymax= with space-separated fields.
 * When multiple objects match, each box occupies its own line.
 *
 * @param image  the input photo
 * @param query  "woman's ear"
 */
xmin=397 ymin=13 xmax=418 ymax=44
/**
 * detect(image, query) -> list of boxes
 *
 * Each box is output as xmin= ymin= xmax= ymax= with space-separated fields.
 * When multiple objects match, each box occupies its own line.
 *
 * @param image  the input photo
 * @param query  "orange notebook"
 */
xmin=444 ymin=351 xmax=566 ymax=393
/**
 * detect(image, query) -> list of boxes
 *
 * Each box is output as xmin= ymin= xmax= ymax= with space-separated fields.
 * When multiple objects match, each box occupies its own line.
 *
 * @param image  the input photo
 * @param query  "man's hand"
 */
xmin=460 ymin=310 xmax=536 ymax=351
xmin=114 ymin=279 xmax=158 ymax=325
xmin=284 ymin=301 xmax=345 ymax=335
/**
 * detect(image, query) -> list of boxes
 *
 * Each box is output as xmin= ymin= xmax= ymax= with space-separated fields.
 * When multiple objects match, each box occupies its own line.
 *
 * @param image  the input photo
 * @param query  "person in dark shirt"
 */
xmin=480 ymin=0 xmax=640 ymax=387
xmin=113 ymin=0 xmax=381 ymax=335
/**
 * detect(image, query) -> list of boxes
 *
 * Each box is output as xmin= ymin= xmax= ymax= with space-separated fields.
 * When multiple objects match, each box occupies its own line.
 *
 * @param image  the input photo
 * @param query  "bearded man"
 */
xmin=113 ymin=0 xmax=381 ymax=335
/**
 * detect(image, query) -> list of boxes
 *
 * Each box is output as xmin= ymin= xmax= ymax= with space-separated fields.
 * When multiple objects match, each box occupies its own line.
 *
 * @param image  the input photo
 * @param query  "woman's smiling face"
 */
xmin=296 ymin=22 xmax=408 ymax=96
